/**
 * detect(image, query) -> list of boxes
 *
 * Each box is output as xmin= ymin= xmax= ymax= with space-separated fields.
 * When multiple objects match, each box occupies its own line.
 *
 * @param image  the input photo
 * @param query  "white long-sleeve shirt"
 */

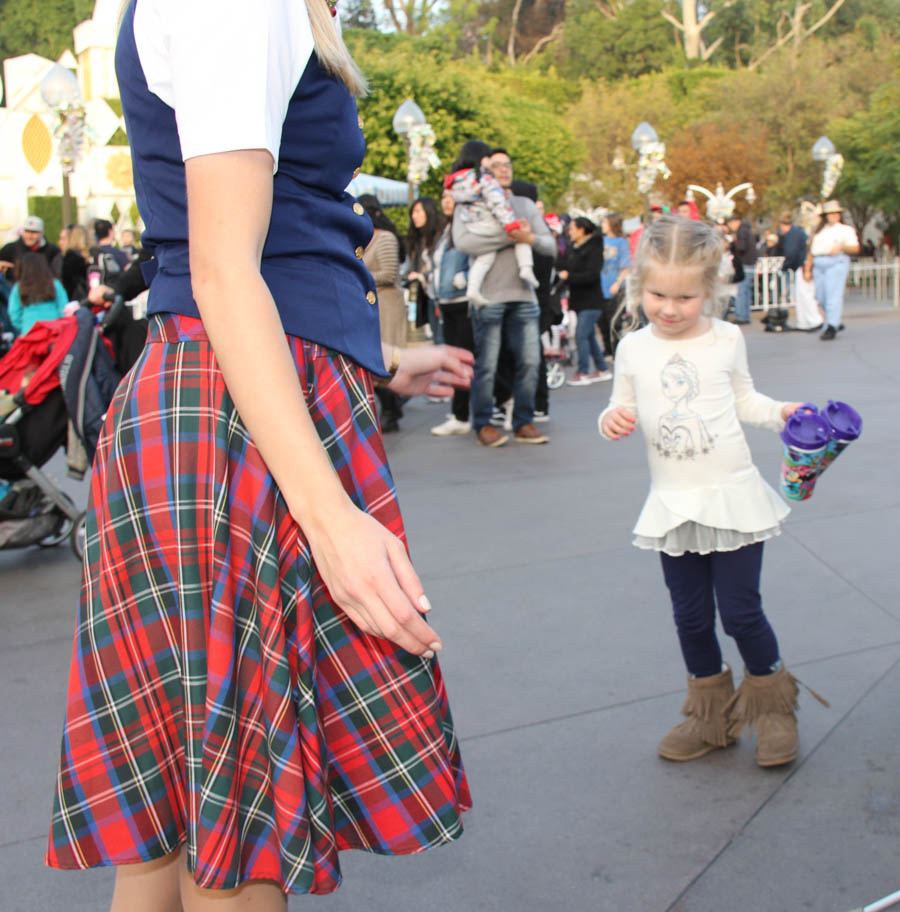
xmin=599 ymin=320 xmax=790 ymax=550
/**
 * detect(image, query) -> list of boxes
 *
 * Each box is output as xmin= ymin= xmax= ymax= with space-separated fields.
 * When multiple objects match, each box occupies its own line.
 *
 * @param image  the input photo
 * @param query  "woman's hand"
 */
xmin=407 ymin=271 xmax=424 ymax=283
xmin=610 ymin=280 xmax=620 ymax=295
xmin=781 ymin=402 xmax=805 ymax=421
xmin=305 ymin=502 xmax=442 ymax=658
xmin=388 ymin=345 xmax=474 ymax=398
xmin=829 ymin=244 xmax=844 ymax=255
xmin=601 ymin=406 xmax=636 ymax=439
xmin=558 ymin=270 xmax=569 ymax=281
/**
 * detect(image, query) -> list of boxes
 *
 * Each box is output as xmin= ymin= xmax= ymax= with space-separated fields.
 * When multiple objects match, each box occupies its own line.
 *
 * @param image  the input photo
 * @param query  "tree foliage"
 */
xmin=560 ymin=0 xmax=678 ymax=80
xmin=347 ymin=32 xmax=581 ymax=202
xmin=0 ymin=0 xmax=93 ymax=68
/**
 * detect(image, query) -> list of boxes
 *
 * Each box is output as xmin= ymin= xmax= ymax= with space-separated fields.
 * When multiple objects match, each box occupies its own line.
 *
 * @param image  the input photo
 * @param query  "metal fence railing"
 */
xmin=752 ymin=257 xmax=900 ymax=311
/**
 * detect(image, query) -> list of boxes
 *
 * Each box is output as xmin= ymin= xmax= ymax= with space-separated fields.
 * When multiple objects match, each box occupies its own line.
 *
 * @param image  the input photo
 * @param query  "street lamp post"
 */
xmin=40 ymin=64 xmax=86 ymax=230
xmin=686 ymin=181 xmax=756 ymax=223
xmin=812 ymin=135 xmax=843 ymax=199
xmin=393 ymin=99 xmax=427 ymax=208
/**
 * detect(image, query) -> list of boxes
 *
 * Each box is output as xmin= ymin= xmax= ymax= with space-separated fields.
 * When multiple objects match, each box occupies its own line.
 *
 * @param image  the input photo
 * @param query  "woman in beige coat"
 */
xmin=359 ymin=194 xmax=407 ymax=431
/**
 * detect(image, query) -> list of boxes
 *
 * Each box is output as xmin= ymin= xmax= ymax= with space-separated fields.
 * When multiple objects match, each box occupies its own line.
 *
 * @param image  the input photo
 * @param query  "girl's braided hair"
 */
xmin=627 ymin=215 xmax=727 ymax=319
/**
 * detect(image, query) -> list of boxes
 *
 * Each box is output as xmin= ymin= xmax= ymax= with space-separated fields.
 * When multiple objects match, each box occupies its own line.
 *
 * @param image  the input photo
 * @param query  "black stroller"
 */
xmin=0 ymin=303 xmax=122 ymax=559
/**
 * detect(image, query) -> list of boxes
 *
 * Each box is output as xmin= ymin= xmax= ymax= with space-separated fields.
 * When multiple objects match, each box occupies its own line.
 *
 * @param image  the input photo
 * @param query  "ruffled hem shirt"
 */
xmin=598 ymin=320 xmax=790 ymax=555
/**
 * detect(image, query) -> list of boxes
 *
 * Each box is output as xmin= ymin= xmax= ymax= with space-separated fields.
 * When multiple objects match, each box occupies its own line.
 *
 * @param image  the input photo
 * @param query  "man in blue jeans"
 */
xmin=452 ymin=148 xmax=557 ymax=447
xmin=726 ymin=214 xmax=758 ymax=324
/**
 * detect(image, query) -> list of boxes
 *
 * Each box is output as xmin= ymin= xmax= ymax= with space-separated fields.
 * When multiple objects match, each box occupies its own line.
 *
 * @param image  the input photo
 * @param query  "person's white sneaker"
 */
xmin=588 ymin=370 xmax=613 ymax=383
xmin=431 ymin=416 xmax=471 ymax=436
xmin=533 ymin=410 xmax=549 ymax=423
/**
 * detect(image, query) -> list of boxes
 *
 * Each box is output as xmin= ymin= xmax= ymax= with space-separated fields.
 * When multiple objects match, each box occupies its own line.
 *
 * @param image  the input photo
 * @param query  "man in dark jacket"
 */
xmin=0 ymin=216 xmax=62 ymax=282
xmin=776 ymin=212 xmax=808 ymax=303
xmin=726 ymin=214 xmax=757 ymax=323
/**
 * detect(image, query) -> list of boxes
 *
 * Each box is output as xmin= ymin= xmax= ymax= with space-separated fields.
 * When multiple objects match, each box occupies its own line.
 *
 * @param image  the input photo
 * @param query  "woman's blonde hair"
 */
xmin=118 ymin=0 xmax=366 ymax=96
xmin=66 ymin=224 xmax=91 ymax=260
xmin=627 ymin=215 xmax=726 ymax=319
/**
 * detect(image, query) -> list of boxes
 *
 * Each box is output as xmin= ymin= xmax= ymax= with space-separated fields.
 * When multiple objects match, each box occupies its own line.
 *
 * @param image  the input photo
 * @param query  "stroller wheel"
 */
xmin=546 ymin=361 xmax=566 ymax=390
xmin=70 ymin=511 xmax=87 ymax=560
xmin=36 ymin=493 xmax=78 ymax=550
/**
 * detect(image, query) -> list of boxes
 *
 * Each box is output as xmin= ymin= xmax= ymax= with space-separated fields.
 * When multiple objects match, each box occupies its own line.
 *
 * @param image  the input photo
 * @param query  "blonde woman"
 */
xmin=61 ymin=224 xmax=91 ymax=300
xmin=45 ymin=1 xmax=472 ymax=908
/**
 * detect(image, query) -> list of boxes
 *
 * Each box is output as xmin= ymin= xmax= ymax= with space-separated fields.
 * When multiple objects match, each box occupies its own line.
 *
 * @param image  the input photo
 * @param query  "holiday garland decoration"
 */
xmin=636 ymin=140 xmax=671 ymax=195
xmin=406 ymin=123 xmax=441 ymax=186
xmin=821 ymin=153 xmax=844 ymax=199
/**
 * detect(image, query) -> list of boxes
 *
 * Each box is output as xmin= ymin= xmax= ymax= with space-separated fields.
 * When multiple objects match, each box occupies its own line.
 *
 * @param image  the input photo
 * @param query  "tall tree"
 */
xmin=0 ymin=0 xmax=94 ymax=70
xmin=561 ymin=0 xmax=677 ymax=80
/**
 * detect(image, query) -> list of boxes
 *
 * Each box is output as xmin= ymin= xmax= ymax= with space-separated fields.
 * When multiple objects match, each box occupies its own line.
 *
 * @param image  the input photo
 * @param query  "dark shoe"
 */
xmin=477 ymin=426 xmax=509 ymax=447
xmin=820 ymin=325 xmax=837 ymax=340
xmin=381 ymin=417 xmax=400 ymax=433
xmin=514 ymin=423 xmax=549 ymax=444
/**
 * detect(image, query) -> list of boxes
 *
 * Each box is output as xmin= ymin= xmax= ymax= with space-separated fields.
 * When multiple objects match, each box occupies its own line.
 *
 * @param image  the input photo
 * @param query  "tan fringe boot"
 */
xmin=658 ymin=665 xmax=737 ymax=761
xmin=726 ymin=665 xmax=829 ymax=767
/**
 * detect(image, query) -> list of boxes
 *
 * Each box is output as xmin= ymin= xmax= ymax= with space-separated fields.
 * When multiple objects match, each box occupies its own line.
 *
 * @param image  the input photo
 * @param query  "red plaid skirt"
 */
xmin=47 ymin=314 xmax=470 ymax=894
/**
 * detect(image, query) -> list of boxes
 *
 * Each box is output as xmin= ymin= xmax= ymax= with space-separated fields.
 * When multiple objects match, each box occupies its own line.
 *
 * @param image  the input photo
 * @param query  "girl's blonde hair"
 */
xmin=626 ymin=215 xmax=726 ymax=319
xmin=118 ymin=0 xmax=366 ymax=96
xmin=66 ymin=224 xmax=91 ymax=261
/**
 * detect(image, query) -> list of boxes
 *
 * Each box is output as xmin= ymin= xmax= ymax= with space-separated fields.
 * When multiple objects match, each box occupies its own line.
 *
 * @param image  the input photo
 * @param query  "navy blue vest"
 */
xmin=115 ymin=1 xmax=385 ymax=375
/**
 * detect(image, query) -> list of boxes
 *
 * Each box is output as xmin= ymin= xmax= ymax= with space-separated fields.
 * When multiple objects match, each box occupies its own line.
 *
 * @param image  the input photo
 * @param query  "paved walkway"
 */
xmin=2 ymin=312 xmax=898 ymax=912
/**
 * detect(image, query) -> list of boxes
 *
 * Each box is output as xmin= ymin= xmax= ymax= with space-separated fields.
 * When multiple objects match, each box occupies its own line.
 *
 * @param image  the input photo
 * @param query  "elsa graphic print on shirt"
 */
xmin=653 ymin=353 xmax=715 ymax=460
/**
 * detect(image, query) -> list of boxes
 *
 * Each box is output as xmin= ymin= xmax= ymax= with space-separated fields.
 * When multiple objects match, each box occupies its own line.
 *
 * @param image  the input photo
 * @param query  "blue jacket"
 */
xmin=435 ymin=235 xmax=470 ymax=304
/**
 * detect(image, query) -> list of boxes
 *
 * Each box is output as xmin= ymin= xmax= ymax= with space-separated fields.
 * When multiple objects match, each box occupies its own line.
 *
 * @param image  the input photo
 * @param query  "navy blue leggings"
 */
xmin=659 ymin=542 xmax=780 ymax=677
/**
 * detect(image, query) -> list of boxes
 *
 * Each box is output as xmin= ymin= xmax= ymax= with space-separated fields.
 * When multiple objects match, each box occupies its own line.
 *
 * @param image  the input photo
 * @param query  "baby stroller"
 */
xmin=544 ymin=313 xmax=576 ymax=390
xmin=0 ymin=304 xmax=121 ymax=559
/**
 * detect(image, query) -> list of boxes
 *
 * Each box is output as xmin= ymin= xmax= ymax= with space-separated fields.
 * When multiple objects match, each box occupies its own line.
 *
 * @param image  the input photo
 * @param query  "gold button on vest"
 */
xmin=366 ymin=290 xmax=376 ymax=305
xmin=355 ymin=246 xmax=364 ymax=258
xmin=353 ymin=202 xmax=364 ymax=215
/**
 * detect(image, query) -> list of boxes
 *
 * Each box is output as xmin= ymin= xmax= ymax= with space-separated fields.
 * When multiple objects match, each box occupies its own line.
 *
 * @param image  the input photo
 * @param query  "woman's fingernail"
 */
xmin=419 ymin=595 xmax=432 ymax=613
xmin=429 ymin=641 xmax=442 ymax=652
xmin=422 ymin=650 xmax=435 ymax=659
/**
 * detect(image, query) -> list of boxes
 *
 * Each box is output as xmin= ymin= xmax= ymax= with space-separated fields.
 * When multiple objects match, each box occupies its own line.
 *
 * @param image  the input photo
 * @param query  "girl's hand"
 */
xmin=781 ymin=401 xmax=804 ymax=421
xmin=389 ymin=344 xmax=474 ymax=398
xmin=305 ymin=502 xmax=441 ymax=658
xmin=601 ymin=407 xmax=636 ymax=439
xmin=558 ymin=270 xmax=569 ymax=281
xmin=407 ymin=271 xmax=424 ymax=283
xmin=610 ymin=281 xmax=620 ymax=295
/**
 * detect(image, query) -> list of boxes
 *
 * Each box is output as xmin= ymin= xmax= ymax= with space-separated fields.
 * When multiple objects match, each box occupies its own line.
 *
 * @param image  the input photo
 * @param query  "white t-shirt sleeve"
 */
xmin=134 ymin=0 xmax=315 ymax=171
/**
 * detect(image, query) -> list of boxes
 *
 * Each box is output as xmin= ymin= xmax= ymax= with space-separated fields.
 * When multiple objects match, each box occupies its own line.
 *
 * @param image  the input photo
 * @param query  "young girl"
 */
xmin=444 ymin=140 xmax=538 ymax=306
xmin=599 ymin=216 xmax=809 ymax=768
xmin=8 ymin=252 xmax=68 ymax=336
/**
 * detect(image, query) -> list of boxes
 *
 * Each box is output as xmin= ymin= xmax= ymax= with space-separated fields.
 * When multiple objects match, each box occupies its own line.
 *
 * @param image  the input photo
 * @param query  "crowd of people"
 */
xmin=357 ymin=148 xmax=869 ymax=444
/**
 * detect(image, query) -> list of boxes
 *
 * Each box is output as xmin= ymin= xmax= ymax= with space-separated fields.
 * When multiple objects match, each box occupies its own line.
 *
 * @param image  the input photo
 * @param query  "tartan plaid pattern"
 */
xmin=47 ymin=314 xmax=470 ymax=894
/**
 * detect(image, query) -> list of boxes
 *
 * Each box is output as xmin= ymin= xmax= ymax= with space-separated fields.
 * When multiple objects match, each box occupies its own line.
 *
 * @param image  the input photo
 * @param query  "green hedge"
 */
xmin=28 ymin=195 xmax=70 ymax=244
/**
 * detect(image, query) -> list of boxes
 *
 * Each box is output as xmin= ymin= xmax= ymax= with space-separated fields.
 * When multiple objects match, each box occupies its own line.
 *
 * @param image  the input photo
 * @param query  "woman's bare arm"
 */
xmin=186 ymin=149 xmax=442 ymax=656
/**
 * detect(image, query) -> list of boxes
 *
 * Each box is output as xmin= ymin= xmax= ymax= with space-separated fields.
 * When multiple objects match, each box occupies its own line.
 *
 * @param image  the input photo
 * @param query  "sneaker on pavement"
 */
xmin=533 ymin=410 xmax=549 ymax=423
xmin=567 ymin=372 xmax=593 ymax=387
xmin=427 ymin=395 xmax=451 ymax=404
xmin=514 ymin=423 xmax=549 ymax=444
xmin=477 ymin=426 xmax=509 ymax=447
xmin=588 ymin=370 xmax=613 ymax=382
xmin=431 ymin=417 xmax=471 ymax=436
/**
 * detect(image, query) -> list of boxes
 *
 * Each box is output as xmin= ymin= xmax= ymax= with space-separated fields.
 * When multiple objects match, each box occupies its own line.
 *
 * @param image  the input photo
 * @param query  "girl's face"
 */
xmin=826 ymin=210 xmax=842 ymax=223
xmin=441 ymin=190 xmax=454 ymax=218
xmin=601 ymin=218 xmax=610 ymax=236
xmin=642 ymin=262 xmax=709 ymax=340
xmin=411 ymin=203 xmax=427 ymax=229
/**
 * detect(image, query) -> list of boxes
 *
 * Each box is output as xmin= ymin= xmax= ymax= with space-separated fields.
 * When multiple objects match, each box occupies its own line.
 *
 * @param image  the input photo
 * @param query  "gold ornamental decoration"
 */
xmin=22 ymin=115 xmax=52 ymax=173
xmin=105 ymin=151 xmax=133 ymax=190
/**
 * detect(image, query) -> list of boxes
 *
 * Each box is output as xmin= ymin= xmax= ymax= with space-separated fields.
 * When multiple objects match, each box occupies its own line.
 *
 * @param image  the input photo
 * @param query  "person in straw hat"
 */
xmin=804 ymin=200 xmax=859 ymax=340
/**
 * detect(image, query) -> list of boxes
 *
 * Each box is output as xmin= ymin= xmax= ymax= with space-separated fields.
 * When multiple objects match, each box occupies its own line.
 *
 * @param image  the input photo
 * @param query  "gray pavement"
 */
xmin=2 ymin=312 xmax=899 ymax=912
